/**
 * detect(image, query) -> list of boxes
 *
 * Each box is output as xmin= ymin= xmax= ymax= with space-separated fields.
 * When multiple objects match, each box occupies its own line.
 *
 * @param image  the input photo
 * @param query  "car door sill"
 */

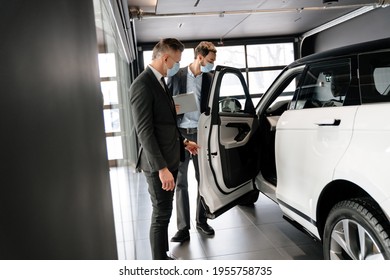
xmin=255 ymin=173 xmax=277 ymax=203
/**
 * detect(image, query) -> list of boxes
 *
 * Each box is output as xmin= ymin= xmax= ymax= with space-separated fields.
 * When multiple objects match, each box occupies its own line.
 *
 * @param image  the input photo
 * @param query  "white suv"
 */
xmin=198 ymin=38 xmax=390 ymax=260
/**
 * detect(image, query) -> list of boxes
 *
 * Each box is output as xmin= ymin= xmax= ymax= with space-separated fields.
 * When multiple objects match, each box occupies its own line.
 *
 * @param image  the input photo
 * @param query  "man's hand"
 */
xmin=185 ymin=140 xmax=200 ymax=155
xmin=175 ymin=104 xmax=181 ymax=114
xmin=158 ymin=167 xmax=175 ymax=191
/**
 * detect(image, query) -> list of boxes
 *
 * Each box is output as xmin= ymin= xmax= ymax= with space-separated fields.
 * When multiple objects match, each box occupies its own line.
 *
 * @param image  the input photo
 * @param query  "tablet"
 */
xmin=172 ymin=92 xmax=198 ymax=114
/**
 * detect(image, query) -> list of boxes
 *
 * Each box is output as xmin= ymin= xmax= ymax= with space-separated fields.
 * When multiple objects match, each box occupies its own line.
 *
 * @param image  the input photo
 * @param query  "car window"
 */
xmin=359 ymin=51 xmax=390 ymax=104
xmin=218 ymin=73 xmax=245 ymax=113
xmin=266 ymin=77 xmax=299 ymax=114
xmin=218 ymin=72 xmax=255 ymax=114
xmin=291 ymin=60 xmax=351 ymax=110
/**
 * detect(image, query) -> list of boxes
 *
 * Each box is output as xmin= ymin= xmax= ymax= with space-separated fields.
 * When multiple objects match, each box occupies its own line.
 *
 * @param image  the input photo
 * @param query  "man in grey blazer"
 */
xmin=168 ymin=41 xmax=217 ymax=243
xmin=129 ymin=38 xmax=199 ymax=260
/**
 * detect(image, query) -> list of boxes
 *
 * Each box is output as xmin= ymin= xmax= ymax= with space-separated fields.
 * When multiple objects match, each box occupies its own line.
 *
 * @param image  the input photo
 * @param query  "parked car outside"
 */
xmin=198 ymin=38 xmax=390 ymax=260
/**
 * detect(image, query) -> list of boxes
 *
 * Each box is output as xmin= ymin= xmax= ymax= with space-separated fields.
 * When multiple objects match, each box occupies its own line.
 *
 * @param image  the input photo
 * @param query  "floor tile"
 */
xmin=257 ymin=222 xmax=318 ymax=248
xmin=199 ymin=226 xmax=274 ymax=258
xmin=277 ymin=244 xmax=323 ymax=260
xmin=169 ymin=232 xmax=207 ymax=260
xmin=206 ymin=206 xmax=253 ymax=230
xmin=109 ymin=166 xmax=324 ymax=260
xmin=208 ymin=248 xmax=286 ymax=260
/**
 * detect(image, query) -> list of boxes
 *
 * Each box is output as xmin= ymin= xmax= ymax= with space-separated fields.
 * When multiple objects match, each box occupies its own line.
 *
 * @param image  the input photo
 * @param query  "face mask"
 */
xmin=201 ymin=62 xmax=214 ymax=73
xmin=167 ymin=62 xmax=180 ymax=77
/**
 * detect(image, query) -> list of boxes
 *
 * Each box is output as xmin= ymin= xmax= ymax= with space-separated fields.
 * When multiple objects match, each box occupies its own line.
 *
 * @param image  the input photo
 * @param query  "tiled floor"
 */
xmin=110 ymin=165 xmax=323 ymax=260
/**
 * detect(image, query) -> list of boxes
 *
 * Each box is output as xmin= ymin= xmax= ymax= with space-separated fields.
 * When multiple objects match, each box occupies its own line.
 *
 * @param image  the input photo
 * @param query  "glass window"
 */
xmin=98 ymin=53 xmax=117 ymax=77
xmin=248 ymin=70 xmax=282 ymax=95
xmin=247 ymin=43 xmax=294 ymax=67
xmin=94 ymin=0 xmax=133 ymax=164
xmin=106 ymin=136 xmax=123 ymax=160
xmin=140 ymin=41 xmax=294 ymax=106
xmin=220 ymin=74 xmax=244 ymax=112
xmin=265 ymin=75 xmax=300 ymax=114
xmin=142 ymin=48 xmax=194 ymax=68
xmin=293 ymin=61 xmax=351 ymax=109
xmin=100 ymin=80 xmax=118 ymax=105
xmin=374 ymin=67 xmax=390 ymax=95
xmin=142 ymin=50 xmax=152 ymax=66
xmin=359 ymin=51 xmax=390 ymax=103
xmin=219 ymin=73 xmax=246 ymax=98
xmin=217 ymin=72 xmax=253 ymax=113
xmin=103 ymin=109 xmax=121 ymax=133
xmin=215 ymin=45 xmax=246 ymax=68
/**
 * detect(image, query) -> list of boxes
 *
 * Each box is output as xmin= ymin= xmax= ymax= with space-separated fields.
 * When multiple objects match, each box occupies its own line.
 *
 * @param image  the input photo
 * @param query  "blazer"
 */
xmin=167 ymin=67 xmax=213 ymax=124
xmin=129 ymin=67 xmax=183 ymax=173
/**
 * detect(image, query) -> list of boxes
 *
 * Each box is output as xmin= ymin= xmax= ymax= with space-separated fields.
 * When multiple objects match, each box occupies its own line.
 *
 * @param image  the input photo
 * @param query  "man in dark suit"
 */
xmin=129 ymin=38 xmax=199 ymax=260
xmin=168 ymin=41 xmax=217 ymax=243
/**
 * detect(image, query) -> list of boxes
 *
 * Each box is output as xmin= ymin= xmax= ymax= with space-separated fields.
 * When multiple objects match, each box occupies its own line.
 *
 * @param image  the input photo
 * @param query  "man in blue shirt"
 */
xmin=168 ymin=41 xmax=217 ymax=243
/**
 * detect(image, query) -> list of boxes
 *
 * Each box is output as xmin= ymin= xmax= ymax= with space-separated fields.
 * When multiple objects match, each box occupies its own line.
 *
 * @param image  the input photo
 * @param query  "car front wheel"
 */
xmin=323 ymin=198 xmax=390 ymax=260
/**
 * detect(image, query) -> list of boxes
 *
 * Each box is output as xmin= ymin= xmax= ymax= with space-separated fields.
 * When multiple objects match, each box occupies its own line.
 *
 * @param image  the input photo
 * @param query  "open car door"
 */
xmin=198 ymin=66 xmax=261 ymax=218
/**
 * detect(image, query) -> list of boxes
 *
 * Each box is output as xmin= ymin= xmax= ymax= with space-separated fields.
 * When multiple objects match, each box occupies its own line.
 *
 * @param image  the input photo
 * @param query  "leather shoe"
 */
xmin=196 ymin=223 xmax=215 ymax=235
xmin=170 ymin=230 xmax=190 ymax=243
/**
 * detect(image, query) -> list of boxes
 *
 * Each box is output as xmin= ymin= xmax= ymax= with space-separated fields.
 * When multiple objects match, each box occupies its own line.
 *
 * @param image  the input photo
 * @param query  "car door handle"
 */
xmin=226 ymin=122 xmax=250 ymax=141
xmin=315 ymin=119 xmax=341 ymax=126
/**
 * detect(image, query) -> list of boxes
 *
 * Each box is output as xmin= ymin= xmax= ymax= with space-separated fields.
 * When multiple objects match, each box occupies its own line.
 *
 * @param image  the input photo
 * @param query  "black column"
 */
xmin=0 ymin=0 xmax=117 ymax=259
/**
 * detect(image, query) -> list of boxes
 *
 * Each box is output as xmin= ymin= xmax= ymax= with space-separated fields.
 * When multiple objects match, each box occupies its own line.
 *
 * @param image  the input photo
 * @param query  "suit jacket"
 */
xmin=167 ymin=67 xmax=213 ymax=125
xmin=130 ymin=66 xmax=183 ymax=173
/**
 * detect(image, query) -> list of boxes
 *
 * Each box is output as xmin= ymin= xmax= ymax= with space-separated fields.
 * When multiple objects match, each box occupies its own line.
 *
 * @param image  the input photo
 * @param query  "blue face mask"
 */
xmin=167 ymin=62 xmax=180 ymax=77
xmin=201 ymin=62 xmax=214 ymax=73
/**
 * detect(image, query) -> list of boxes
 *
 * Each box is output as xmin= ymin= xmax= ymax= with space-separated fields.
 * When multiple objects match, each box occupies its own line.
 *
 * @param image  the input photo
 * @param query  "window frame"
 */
xmin=291 ymin=59 xmax=354 ymax=110
xmin=359 ymin=50 xmax=390 ymax=104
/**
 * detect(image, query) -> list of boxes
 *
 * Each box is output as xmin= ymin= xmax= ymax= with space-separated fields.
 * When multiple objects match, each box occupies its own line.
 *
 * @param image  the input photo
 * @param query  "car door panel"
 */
xmin=273 ymin=59 xmax=358 ymax=228
xmin=218 ymin=115 xmax=259 ymax=188
xmin=198 ymin=66 xmax=259 ymax=218
xmin=335 ymin=104 xmax=390 ymax=205
xmin=276 ymin=102 xmax=357 ymax=230
xmin=219 ymin=115 xmax=255 ymax=149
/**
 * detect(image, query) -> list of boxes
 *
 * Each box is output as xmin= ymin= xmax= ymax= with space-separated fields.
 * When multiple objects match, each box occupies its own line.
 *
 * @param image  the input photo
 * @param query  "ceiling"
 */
xmin=127 ymin=0 xmax=388 ymax=44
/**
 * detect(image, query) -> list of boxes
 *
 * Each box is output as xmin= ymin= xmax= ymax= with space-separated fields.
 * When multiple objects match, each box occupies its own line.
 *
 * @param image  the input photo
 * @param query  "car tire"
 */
xmin=323 ymin=198 xmax=390 ymax=260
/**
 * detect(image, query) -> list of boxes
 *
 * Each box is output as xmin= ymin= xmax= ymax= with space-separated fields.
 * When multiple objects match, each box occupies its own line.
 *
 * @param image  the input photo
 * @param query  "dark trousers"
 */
xmin=144 ymin=169 xmax=178 ymax=260
xmin=175 ymin=130 xmax=207 ymax=231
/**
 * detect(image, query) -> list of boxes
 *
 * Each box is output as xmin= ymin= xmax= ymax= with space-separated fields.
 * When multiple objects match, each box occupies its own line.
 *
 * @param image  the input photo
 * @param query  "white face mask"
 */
xmin=201 ymin=62 xmax=214 ymax=73
xmin=167 ymin=62 xmax=180 ymax=77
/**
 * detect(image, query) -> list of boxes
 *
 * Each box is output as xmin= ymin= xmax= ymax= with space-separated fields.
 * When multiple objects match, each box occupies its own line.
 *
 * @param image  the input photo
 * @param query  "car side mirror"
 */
xmin=219 ymin=98 xmax=242 ymax=113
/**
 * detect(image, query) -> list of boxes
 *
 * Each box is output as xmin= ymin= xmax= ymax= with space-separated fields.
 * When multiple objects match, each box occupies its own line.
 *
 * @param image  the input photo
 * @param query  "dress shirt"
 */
xmin=179 ymin=66 xmax=202 ymax=129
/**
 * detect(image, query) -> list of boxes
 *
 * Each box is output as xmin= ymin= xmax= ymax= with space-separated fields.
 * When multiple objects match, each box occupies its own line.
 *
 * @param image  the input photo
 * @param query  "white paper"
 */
xmin=172 ymin=92 xmax=198 ymax=114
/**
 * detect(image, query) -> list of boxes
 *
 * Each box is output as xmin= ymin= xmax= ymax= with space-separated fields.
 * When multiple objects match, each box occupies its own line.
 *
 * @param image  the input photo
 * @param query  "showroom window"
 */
xmin=142 ymin=48 xmax=195 ymax=70
xmin=246 ymin=43 xmax=294 ymax=95
xmin=139 ymin=40 xmax=296 ymax=106
xmin=216 ymin=42 xmax=295 ymax=102
xmin=94 ymin=0 xmax=137 ymax=167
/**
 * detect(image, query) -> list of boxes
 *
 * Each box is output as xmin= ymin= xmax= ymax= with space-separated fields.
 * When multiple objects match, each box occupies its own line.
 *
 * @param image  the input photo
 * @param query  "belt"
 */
xmin=179 ymin=127 xmax=198 ymax=134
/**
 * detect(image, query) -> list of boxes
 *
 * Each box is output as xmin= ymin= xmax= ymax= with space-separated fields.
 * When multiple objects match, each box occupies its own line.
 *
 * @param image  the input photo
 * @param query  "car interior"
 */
xmin=258 ymin=76 xmax=301 ymax=186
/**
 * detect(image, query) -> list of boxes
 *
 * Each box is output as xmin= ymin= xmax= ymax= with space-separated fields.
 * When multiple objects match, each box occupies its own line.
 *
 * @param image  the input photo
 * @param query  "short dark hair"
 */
xmin=194 ymin=41 xmax=217 ymax=59
xmin=152 ymin=38 xmax=185 ymax=59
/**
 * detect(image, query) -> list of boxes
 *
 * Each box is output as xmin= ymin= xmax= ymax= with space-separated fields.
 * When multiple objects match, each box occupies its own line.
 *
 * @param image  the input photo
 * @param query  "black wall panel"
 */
xmin=0 ymin=0 xmax=117 ymax=259
xmin=302 ymin=6 xmax=390 ymax=56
